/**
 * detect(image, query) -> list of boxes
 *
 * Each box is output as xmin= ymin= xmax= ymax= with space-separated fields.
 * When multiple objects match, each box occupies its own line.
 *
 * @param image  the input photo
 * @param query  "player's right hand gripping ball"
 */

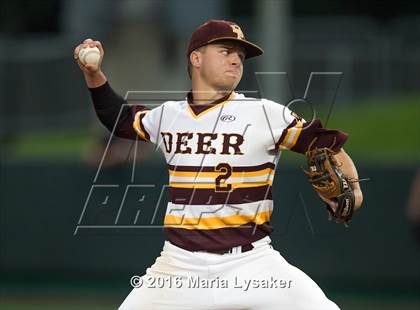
xmin=303 ymin=147 xmax=355 ymax=225
xmin=78 ymin=46 xmax=100 ymax=66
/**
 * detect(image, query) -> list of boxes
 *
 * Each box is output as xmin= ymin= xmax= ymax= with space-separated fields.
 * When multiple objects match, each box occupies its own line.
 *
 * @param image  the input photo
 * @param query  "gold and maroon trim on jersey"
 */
xmin=275 ymin=118 xmax=304 ymax=150
xmin=167 ymin=162 xmax=275 ymax=204
xmin=164 ymin=187 xmax=273 ymax=251
xmin=164 ymin=222 xmax=273 ymax=252
xmin=169 ymin=179 xmax=273 ymax=189
xmin=187 ymin=91 xmax=234 ymax=118
xmin=169 ymin=185 xmax=272 ymax=205
xmin=164 ymin=203 xmax=272 ymax=230
xmin=168 ymin=162 xmax=275 ymax=173
xmin=132 ymin=110 xmax=151 ymax=141
xmin=276 ymin=119 xmax=348 ymax=154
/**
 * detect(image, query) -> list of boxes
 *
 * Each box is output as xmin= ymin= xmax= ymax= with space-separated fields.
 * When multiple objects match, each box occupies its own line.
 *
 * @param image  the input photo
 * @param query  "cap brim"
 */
xmin=207 ymin=37 xmax=264 ymax=59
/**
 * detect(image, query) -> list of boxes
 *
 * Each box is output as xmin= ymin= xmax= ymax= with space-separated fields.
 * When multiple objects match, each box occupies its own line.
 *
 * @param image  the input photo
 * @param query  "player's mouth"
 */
xmin=225 ymin=69 xmax=240 ymax=76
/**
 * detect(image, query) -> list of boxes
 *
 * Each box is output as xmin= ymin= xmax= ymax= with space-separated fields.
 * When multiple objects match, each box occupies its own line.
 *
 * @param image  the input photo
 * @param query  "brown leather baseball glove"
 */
xmin=303 ymin=146 xmax=355 ymax=226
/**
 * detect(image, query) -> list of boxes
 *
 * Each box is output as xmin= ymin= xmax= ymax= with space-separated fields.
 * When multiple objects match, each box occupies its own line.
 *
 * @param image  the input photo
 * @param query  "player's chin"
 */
xmin=219 ymin=76 xmax=240 ymax=90
xmin=225 ymin=71 xmax=241 ymax=81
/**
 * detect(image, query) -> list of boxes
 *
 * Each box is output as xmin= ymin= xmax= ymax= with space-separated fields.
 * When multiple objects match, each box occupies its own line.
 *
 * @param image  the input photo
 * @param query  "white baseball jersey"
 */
xmin=132 ymin=91 xmax=306 ymax=252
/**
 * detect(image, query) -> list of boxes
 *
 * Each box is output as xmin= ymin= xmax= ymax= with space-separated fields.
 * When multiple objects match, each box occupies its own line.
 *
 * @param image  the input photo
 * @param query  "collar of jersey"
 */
xmin=186 ymin=91 xmax=235 ymax=119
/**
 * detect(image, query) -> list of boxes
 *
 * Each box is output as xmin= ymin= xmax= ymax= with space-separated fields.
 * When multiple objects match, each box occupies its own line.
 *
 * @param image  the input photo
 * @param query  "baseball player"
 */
xmin=75 ymin=19 xmax=363 ymax=310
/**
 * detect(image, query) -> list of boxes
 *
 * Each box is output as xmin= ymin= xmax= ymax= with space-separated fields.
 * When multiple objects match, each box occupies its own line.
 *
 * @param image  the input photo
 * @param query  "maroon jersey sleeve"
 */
xmin=277 ymin=119 xmax=348 ymax=154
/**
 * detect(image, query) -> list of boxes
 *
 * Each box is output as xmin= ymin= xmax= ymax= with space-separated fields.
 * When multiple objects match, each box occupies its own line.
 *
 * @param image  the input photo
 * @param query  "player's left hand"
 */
xmin=318 ymin=188 xmax=363 ymax=211
xmin=317 ymin=193 xmax=338 ymax=213
xmin=318 ymin=187 xmax=363 ymax=223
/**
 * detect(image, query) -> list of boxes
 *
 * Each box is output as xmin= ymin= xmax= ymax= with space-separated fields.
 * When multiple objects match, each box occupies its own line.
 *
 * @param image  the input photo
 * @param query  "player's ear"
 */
xmin=190 ymin=51 xmax=201 ymax=69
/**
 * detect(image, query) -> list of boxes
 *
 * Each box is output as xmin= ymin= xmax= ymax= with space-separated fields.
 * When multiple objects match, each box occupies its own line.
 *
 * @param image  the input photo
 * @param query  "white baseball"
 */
xmin=78 ymin=46 xmax=101 ymax=65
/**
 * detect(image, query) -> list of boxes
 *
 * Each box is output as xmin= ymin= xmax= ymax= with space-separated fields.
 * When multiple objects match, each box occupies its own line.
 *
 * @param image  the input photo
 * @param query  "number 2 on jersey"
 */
xmin=215 ymin=163 xmax=232 ymax=192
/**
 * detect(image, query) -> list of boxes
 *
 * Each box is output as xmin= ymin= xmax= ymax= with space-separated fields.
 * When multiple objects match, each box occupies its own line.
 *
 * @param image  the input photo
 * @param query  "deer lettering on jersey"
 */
xmin=161 ymin=132 xmax=173 ymax=153
xmin=220 ymin=133 xmax=244 ymax=155
xmin=196 ymin=133 xmax=217 ymax=154
xmin=160 ymin=132 xmax=244 ymax=155
xmin=175 ymin=132 xmax=193 ymax=154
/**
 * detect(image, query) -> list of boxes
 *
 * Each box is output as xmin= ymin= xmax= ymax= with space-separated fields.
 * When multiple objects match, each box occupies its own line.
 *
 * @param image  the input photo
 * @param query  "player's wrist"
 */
xmin=353 ymin=188 xmax=363 ymax=210
xmin=84 ymin=70 xmax=107 ymax=88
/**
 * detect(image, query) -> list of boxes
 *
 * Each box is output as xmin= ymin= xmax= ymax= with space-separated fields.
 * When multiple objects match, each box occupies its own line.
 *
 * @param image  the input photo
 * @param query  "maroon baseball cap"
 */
xmin=187 ymin=19 xmax=263 ymax=59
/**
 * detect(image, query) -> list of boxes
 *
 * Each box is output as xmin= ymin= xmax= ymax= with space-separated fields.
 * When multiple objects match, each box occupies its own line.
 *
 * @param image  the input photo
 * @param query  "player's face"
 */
xmin=198 ymin=41 xmax=245 ymax=91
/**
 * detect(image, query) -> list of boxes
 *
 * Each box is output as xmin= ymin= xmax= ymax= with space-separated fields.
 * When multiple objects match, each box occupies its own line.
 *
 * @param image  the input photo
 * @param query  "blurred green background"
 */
xmin=1 ymin=1 xmax=419 ymax=309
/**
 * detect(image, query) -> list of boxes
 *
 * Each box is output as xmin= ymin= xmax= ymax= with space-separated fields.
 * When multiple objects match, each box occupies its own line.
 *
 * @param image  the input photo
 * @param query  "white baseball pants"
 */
xmin=119 ymin=236 xmax=339 ymax=310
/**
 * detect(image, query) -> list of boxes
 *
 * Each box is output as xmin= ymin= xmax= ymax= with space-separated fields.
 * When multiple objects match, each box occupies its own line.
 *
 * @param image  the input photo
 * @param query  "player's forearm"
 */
xmin=333 ymin=149 xmax=359 ymax=188
xmin=334 ymin=149 xmax=363 ymax=209
xmin=89 ymin=81 xmax=131 ymax=136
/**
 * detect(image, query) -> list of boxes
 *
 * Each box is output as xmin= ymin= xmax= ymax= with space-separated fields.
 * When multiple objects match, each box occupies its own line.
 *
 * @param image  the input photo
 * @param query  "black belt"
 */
xmin=205 ymin=243 xmax=254 ymax=255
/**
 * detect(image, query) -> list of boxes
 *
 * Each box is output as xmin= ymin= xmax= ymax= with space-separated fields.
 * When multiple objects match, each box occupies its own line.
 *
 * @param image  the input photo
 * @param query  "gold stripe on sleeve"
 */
xmin=278 ymin=120 xmax=303 ymax=150
xmin=132 ymin=110 xmax=149 ymax=141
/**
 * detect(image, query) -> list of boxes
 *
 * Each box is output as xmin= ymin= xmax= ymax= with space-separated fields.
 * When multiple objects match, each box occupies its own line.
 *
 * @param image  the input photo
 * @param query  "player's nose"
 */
xmin=229 ymin=52 xmax=243 ymax=66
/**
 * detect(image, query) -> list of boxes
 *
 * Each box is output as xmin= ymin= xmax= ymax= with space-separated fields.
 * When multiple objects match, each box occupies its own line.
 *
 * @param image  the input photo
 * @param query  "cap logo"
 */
xmin=230 ymin=24 xmax=244 ymax=40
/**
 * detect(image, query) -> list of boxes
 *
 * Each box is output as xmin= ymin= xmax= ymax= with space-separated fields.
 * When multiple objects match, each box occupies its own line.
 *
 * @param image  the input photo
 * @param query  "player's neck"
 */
xmin=191 ymin=81 xmax=232 ymax=105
